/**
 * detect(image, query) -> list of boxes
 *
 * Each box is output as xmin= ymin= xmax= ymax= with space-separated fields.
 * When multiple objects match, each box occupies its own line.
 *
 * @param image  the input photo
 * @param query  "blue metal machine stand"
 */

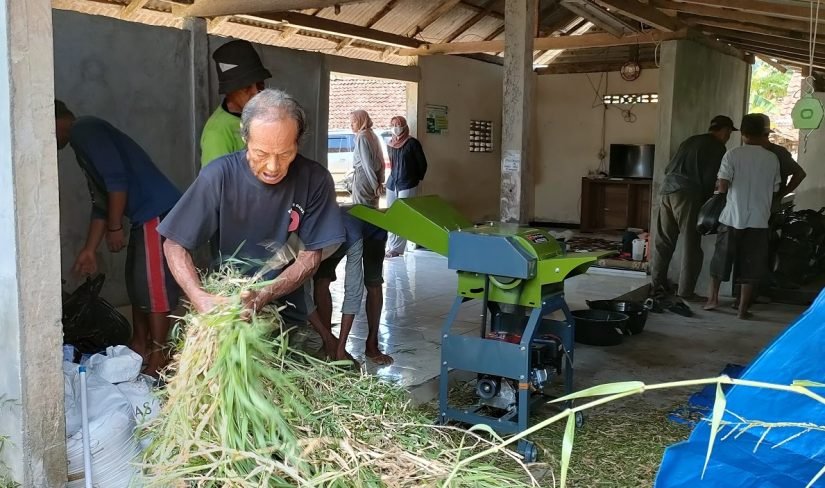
xmin=438 ymin=287 xmax=579 ymax=437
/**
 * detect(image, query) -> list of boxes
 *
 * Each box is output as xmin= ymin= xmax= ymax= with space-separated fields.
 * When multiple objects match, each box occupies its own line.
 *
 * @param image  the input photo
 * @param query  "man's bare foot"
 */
xmin=366 ymin=350 xmax=394 ymax=365
xmin=334 ymin=348 xmax=357 ymax=363
xmin=703 ymin=301 xmax=719 ymax=311
xmin=738 ymin=310 xmax=753 ymax=320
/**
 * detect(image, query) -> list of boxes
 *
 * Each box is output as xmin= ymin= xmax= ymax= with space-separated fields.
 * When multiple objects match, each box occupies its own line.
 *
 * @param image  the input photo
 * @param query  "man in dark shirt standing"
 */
xmin=651 ymin=115 xmax=737 ymax=300
xmin=159 ymin=90 xmax=345 ymax=345
xmin=55 ymin=100 xmax=182 ymax=377
xmin=758 ymin=115 xmax=806 ymax=211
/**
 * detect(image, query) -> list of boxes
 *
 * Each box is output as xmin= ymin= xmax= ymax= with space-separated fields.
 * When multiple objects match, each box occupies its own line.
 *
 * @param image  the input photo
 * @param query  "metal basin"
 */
xmin=587 ymin=300 xmax=648 ymax=335
xmin=571 ymin=309 xmax=628 ymax=346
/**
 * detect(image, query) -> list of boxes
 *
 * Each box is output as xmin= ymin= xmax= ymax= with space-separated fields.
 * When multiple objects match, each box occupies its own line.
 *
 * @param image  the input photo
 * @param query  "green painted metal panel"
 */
xmin=348 ymin=195 xmax=472 ymax=256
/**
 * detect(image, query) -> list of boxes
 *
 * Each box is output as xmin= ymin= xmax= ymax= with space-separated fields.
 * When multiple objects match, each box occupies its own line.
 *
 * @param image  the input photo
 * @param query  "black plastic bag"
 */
xmin=62 ymin=275 xmax=132 ymax=355
xmin=696 ymin=193 xmax=727 ymax=236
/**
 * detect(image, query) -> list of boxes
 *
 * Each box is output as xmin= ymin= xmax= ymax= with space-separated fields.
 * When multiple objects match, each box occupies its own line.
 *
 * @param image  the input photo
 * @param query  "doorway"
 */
xmin=327 ymin=72 xmax=414 ymax=205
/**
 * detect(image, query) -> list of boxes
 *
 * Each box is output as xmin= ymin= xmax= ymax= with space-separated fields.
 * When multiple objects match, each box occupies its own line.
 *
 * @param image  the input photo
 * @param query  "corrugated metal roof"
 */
xmin=51 ymin=0 xmax=810 ymax=71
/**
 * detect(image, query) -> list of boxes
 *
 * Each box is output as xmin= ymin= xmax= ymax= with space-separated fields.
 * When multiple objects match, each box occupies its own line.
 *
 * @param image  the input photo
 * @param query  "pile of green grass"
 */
xmin=141 ymin=269 xmax=537 ymax=487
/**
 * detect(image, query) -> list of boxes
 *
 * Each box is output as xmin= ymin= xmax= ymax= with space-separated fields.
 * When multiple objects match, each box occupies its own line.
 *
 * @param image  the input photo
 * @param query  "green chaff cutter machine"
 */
xmin=351 ymin=196 xmax=602 ymax=455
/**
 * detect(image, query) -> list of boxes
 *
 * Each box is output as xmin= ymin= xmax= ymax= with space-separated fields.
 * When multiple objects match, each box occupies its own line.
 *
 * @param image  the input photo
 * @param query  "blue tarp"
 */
xmin=655 ymin=289 xmax=825 ymax=488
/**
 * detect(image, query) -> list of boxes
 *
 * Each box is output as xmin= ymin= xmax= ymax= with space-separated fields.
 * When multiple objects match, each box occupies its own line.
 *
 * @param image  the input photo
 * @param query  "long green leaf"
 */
xmin=702 ymin=382 xmax=727 ymax=479
xmin=793 ymin=380 xmax=825 ymax=388
xmin=552 ymin=381 xmax=645 ymax=403
xmin=560 ymin=412 xmax=577 ymax=487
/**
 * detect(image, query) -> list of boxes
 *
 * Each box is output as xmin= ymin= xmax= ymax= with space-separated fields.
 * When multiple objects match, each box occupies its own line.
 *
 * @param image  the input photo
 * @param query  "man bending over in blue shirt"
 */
xmin=55 ymin=100 xmax=182 ymax=377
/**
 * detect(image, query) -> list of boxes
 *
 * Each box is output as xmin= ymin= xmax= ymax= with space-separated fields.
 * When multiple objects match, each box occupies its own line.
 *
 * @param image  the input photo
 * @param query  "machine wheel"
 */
xmin=575 ymin=411 xmax=585 ymax=428
xmin=516 ymin=439 xmax=538 ymax=463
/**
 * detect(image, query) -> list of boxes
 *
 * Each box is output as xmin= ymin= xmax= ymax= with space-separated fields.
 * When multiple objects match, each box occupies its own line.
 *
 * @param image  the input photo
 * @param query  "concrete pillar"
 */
xmin=185 ymin=17 xmax=210 ymax=179
xmin=0 ymin=0 xmax=67 ymax=486
xmin=500 ymin=0 xmax=537 ymax=223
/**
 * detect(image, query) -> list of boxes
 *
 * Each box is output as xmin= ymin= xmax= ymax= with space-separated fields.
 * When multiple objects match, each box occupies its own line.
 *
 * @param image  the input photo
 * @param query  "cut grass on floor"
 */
xmin=429 ymin=383 xmax=691 ymax=488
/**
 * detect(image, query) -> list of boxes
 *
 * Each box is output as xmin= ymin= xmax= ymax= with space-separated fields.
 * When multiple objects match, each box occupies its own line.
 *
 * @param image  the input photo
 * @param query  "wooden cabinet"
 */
xmin=580 ymin=178 xmax=652 ymax=232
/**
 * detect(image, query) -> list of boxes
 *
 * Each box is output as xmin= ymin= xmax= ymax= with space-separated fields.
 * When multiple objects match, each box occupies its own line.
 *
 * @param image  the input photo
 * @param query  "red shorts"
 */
xmin=125 ymin=215 xmax=180 ymax=313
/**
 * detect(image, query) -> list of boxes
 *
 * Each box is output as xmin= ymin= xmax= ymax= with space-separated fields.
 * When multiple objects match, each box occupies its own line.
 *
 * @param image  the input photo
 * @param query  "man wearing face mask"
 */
xmin=200 ymin=39 xmax=271 ymax=167
xmin=159 ymin=90 xmax=345 ymax=341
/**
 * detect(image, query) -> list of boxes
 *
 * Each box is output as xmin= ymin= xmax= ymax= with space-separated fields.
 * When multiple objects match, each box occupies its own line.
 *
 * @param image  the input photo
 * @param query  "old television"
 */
xmin=609 ymin=144 xmax=655 ymax=179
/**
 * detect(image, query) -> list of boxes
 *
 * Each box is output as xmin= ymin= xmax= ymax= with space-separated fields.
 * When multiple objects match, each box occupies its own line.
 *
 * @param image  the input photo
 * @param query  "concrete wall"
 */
xmin=653 ymin=40 xmax=749 ymax=295
xmin=417 ymin=55 xmax=503 ymax=223
xmin=794 ymin=92 xmax=825 ymax=211
xmin=534 ymin=70 xmax=660 ymax=224
xmin=54 ymin=10 xmax=195 ymax=305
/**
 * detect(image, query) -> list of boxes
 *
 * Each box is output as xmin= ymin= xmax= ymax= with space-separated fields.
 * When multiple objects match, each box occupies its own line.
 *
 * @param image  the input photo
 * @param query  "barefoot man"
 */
xmin=705 ymin=114 xmax=781 ymax=320
xmin=314 ymin=206 xmax=393 ymax=364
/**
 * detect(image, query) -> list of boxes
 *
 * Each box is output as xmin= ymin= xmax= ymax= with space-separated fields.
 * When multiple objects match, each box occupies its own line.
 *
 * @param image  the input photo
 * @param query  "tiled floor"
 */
xmin=328 ymin=249 xmax=649 ymax=388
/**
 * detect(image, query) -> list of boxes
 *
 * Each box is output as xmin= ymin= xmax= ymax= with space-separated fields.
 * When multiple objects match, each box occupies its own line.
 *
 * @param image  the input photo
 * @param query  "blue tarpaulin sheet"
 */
xmin=655 ymin=289 xmax=825 ymax=488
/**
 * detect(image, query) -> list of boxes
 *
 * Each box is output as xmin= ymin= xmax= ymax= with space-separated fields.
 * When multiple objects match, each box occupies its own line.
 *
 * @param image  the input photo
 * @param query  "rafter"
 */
xmin=398 ymin=29 xmax=688 ymax=56
xmin=254 ymin=11 xmax=422 ymax=49
xmin=656 ymin=0 xmax=818 ymax=33
xmin=678 ymin=14 xmax=825 ymax=45
xmin=659 ymin=0 xmax=822 ymax=22
xmin=174 ymin=0 xmax=370 ymax=18
xmin=594 ymin=0 xmax=680 ymax=31
xmin=336 ymin=0 xmax=400 ymax=51
xmin=444 ymin=0 xmax=497 ymax=43
xmin=120 ymin=0 xmax=149 ymax=20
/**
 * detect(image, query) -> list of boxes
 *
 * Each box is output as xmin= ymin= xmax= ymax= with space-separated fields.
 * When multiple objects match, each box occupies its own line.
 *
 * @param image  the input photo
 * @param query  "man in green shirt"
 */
xmin=200 ymin=40 xmax=271 ymax=166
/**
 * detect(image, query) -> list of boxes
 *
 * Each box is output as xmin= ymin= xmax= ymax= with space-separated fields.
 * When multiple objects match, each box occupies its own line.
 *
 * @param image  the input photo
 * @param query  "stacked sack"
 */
xmin=64 ymin=345 xmax=160 ymax=487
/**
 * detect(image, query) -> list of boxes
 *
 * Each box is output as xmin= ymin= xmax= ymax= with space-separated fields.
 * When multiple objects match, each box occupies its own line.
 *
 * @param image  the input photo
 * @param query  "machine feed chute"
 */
xmin=348 ymin=195 xmax=471 ymax=256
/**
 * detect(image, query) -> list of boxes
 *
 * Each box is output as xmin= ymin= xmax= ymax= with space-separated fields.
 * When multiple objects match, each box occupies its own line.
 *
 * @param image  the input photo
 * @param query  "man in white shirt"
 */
xmin=704 ymin=114 xmax=781 ymax=319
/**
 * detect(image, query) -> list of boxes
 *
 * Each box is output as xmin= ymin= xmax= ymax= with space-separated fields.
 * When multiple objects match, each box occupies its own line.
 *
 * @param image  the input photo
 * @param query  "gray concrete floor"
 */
xmin=328 ymin=250 xmax=807 ymax=408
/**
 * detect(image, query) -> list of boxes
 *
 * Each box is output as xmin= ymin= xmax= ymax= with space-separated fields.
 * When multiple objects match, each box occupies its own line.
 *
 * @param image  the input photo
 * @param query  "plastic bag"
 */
xmin=696 ymin=193 xmax=727 ymax=236
xmin=86 ymin=346 xmax=143 ymax=384
xmin=62 ymin=275 xmax=132 ymax=354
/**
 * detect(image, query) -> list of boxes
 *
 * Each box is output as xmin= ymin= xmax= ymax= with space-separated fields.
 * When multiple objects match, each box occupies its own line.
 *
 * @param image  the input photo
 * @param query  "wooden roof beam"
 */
xmin=657 ymin=0 xmax=823 ymax=23
xmin=174 ymin=0 xmax=370 ymax=18
xmin=594 ymin=0 xmax=680 ymax=32
xmin=120 ymin=0 xmax=150 ymax=19
xmin=656 ymin=0 xmax=817 ymax=33
xmin=704 ymin=27 xmax=824 ymax=54
xmin=398 ymin=29 xmax=689 ymax=56
xmin=253 ymin=11 xmax=422 ymax=49
xmin=679 ymin=13 xmax=825 ymax=43
xmin=336 ymin=0 xmax=399 ymax=51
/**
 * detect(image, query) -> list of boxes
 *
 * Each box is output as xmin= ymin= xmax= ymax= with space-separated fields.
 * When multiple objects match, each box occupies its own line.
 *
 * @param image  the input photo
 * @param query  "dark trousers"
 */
xmin=651 ymin=191 xmax=705 ymax=296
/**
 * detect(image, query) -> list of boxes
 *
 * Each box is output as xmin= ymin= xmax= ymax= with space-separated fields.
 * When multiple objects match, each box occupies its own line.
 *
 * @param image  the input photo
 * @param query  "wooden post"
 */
xmin=500 ymin=0 xmax=537 ymax=223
